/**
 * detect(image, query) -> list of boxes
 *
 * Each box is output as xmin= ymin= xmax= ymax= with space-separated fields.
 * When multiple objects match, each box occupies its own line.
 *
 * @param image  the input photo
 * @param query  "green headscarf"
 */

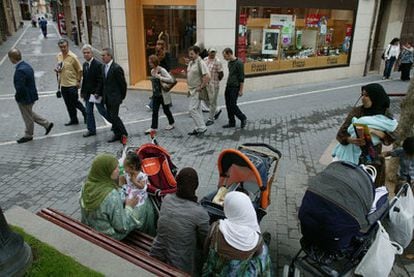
xmin=82 ymin=154 xmax=119 ymax=211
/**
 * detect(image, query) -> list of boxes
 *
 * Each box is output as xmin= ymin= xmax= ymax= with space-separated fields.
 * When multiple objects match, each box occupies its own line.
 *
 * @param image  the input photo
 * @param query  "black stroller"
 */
xmin=283 ymin=161 xmax=408 ymax=277
xmin=201 ymin=143 xmax=281 ymax=223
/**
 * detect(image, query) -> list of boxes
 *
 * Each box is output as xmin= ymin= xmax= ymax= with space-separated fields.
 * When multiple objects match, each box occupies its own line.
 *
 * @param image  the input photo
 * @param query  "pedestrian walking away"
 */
xmin=382 ymin=38 xmax=400 ymax=80
xmin=204 ymin=47 xmax=223 ymax=126
xmin=222 ymin=48 xmax=247 ymax=129
xmin=398 ymin=42 xmax=414 ymax=81
xmin=8 ymin=48 xmax=54 ymax=144
xmin=56 ymin=38 xmax=87 ymax=126
xmin=101 ymin=48 xmax=128 ymax=143
xmin=186 ymin=45 xmax=209 ymax=136
xmin=80 ymin=44 xmax=110 ymax=137
xmin=146 ymin=55 xmax=175 ymax=135
xmin=39 ymin=17 xmax=47 ymax=38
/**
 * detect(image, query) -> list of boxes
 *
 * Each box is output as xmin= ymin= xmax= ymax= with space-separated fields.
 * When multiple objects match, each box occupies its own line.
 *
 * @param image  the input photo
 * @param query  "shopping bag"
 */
xmin=387 ymin=185 xmax=414 ymax=248
xmin=354 ymin=221 xmax=403 ymax=277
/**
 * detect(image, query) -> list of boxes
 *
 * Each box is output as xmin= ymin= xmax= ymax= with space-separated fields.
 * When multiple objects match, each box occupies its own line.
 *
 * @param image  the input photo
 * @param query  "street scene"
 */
xmin=1 ymin=0 xmax=414 ymax=276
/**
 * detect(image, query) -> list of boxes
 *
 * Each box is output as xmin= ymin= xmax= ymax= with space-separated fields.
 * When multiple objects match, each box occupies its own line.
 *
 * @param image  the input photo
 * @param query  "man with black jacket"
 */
xmin=80 ymin=44 xmax=109 ymax=137
xmin=101 ymin=48 xmax=128 ymax=143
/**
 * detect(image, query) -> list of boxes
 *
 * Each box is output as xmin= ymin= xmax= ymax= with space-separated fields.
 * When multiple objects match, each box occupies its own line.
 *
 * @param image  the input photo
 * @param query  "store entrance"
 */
xmin=143 ymin=5 xmax=196 ymax=79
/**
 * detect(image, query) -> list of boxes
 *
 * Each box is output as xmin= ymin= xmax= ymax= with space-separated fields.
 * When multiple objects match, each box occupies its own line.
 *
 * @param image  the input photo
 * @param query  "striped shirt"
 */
xmin=204 ymin=57 xmax=223 ymax=89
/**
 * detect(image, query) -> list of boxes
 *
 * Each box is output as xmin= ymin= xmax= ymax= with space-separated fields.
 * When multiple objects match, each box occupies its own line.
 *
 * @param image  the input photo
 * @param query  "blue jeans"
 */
xmin=85 ymin=99 xmax=109 ymax=134
xmin=383 ymin=56 xmax=396 ymax=78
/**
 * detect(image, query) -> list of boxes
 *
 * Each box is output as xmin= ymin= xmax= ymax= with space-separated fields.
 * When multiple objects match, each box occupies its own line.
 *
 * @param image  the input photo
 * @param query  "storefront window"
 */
xmin=143 ymin=6 xmax=196 ymax=78
xmin=237 ymin=5 xmax=355 ymax=76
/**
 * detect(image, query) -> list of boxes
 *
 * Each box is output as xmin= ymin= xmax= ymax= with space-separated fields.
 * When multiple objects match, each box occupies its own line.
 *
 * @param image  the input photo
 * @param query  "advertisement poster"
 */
xmin=262 ymin=29 xmax=280 ymax=55
xmin=270 ymin=14 xmax=293 ymax=27
xmin=237 ymin=13 xmax=247 ymax=62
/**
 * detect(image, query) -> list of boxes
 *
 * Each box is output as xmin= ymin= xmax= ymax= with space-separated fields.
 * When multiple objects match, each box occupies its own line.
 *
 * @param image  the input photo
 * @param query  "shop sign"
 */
xmin=270 ymin=14 xmax=293 ymax=27
xmin=305 ymin=14 xmax=321 ymax=28
xmin=292 ymin=60 xmax=305 ymax=68
xmin=251 ymin=63 xmax=267 ymax=73
xmin=262 ymin=29 xmax=280 ymax=55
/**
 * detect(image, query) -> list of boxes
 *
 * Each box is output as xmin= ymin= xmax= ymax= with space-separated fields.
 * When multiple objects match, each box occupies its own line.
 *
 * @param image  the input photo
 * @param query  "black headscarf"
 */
xmin=176 ymin=167 xmax=199 ymax=202
xmin=361 ymin=83 xmax=390 ymax=116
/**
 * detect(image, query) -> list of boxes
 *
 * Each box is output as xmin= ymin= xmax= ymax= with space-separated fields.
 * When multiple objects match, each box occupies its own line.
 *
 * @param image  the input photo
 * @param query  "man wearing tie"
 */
xmin=80 ymin=44 xmax=109 ymax=137
xmin=101 ymin=48 xmax=128 ymax=143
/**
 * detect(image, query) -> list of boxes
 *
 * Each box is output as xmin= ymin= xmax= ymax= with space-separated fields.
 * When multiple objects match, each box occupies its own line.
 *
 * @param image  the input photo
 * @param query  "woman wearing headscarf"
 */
xmin=150 ymin=167 xmax=210 ymax=276
xmin=333 ymin=83 xmax=398 ymax=186
xmin=80 ymin=154 xmax=141 ymax=240
xmin=202 ymin=191 xmax=273 ymax=276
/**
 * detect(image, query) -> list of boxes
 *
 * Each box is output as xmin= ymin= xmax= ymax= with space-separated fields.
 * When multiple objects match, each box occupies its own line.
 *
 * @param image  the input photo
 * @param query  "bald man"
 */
xmin=8 ymin=48 xmax=54 ymax=143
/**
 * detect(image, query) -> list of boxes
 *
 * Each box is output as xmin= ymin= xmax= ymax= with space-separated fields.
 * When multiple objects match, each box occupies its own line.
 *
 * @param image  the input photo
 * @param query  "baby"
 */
xmin=119 ymin=151 xmax=149 ymax=207
xmin=383 ymin=136 xmax=414 ymax=191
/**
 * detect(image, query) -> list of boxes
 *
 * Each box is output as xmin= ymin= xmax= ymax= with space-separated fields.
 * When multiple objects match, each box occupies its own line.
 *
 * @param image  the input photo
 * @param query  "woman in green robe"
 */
xmin=80 ymin=153 xmax=141 ymax=240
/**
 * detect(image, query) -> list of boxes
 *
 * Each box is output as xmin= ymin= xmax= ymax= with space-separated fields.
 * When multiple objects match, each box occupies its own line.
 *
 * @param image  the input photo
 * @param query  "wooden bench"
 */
xmin=37 ymin=208 xmax=189 ymax=277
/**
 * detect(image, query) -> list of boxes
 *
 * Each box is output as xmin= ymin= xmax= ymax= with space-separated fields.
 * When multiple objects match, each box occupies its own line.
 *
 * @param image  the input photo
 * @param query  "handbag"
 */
xmin=196 ymin=59 xmax=211 ymax=101
xmin=160 ymin=76 xmax=177 ymax=92
xmin=354 ymin=221 xmax=403 ymax=277
xmin=387 ymin=185 xmax=414 ymax=248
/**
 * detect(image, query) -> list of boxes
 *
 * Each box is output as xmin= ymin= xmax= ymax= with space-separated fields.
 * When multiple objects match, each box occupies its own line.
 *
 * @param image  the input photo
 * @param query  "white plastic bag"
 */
xmin=387 ymin=185 xmax=414 ymax=248
xmin=354 ymin=221 xmax=403 ymax=277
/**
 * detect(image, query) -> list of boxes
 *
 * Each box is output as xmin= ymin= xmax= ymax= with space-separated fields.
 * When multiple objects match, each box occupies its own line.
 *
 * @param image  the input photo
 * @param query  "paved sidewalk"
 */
xmin=0 ymin=21 xmax=413 ymax=276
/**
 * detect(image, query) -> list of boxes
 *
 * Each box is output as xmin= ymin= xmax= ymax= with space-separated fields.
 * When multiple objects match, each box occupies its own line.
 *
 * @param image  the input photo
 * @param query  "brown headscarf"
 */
xmin=176 ymin=167 xmax=199 ymax=202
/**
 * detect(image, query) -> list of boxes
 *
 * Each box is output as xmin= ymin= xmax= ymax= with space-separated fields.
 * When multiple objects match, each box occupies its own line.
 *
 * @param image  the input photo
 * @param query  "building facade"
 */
xmin=0 ymin=0 xmax=23 ymax=45
xmin=65 ymin=0 xmax=412 ymax=91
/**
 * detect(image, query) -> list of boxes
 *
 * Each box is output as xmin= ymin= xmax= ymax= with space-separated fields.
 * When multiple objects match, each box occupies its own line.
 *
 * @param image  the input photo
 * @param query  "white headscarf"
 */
xmin=219 ymin=191 xmax=261 ymax=251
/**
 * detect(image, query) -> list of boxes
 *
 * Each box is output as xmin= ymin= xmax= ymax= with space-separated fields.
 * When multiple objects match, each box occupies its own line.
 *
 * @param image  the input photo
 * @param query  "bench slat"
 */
xmin=37 ymin=208 xmax=189 ymax=277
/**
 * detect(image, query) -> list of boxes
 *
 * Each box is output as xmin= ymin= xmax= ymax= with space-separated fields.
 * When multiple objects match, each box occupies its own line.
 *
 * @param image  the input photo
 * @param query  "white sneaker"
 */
xmin=165 ymin=125 xmax=175 ymax=130
xmin=145 ymin=105 xmax=152 ymax=111
xmin=145 ymin=128 xmax=156 ymax=134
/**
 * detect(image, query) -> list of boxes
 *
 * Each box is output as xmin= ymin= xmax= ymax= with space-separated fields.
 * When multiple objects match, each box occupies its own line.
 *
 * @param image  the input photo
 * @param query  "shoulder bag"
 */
xmin=160 ymin=75 xmax=177 ymax=92
xmin=197 ymin=59 xmax=211 ymax=102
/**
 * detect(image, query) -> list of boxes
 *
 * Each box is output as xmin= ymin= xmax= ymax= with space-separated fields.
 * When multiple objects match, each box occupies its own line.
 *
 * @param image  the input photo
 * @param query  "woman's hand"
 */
xmin=125 ymin=195 xmax=139 ymax=208
xmin=347 ymin=137 xmax=366 ymax=146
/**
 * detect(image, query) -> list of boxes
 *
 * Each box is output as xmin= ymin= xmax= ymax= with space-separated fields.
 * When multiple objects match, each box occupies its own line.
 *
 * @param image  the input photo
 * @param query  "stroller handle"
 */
xmin=241 ymin=143 xmax=282 ymax=158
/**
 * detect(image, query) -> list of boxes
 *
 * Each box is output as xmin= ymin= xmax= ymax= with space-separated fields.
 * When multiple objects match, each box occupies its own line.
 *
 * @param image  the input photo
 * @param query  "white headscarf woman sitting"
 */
xmin=202 ymin=191 xmax=273 ymax=276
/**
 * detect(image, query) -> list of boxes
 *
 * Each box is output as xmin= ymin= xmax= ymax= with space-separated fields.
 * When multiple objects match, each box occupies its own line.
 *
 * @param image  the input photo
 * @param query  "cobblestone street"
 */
xmin=0 ymin=22 xmax=413 ymax=276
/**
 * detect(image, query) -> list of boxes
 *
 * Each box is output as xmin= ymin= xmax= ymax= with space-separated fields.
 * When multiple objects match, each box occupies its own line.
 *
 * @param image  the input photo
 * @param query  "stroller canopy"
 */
xmin=218 ymin=149 xmax=272 ymax=189
xmin=307 ymin=161 xmax=374 ymax=230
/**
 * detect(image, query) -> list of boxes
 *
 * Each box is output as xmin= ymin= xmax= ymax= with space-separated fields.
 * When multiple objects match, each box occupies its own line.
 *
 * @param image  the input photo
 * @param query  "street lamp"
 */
xmin=0 ymin=207 xmax=32 ymax=276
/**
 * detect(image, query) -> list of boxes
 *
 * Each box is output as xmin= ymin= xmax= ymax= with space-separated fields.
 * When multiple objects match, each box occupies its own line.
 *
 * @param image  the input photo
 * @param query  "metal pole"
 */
xmin=0 ymin=207 xmax=32 ymax=276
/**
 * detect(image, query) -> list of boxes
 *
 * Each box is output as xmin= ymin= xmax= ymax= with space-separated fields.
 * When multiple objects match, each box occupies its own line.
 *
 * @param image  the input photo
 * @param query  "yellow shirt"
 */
xmin=57 ymin=50 xmax=82 ymax=87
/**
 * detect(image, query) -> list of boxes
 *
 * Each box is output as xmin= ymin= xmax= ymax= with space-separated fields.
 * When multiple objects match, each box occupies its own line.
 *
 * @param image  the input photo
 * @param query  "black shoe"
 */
xmin=214 ymin=109 xmax=222 ymax=120
xmin=107 ymin=136 xmax=121 ymax=143
xmin=64 ymin=121 xmax=79 ymax=126
xmin=206 ymin=119 xmax=214 ymax=126
xmin=196 ymin=129 xmax=207 ymax=137
xmin=222 ymin=124 xmax=235 ymax=129
xmin=45 ymin=122 xmax=54 ymax=135
xmin=188 ymin=130 xmax=199 ymax=136
xmin=83 ymin=131 xmax=96 ymax=137
xmin=241 ymin=118 xmax=247 ymax=129
xmin=17 ymin=137 xmax=33 ymax=144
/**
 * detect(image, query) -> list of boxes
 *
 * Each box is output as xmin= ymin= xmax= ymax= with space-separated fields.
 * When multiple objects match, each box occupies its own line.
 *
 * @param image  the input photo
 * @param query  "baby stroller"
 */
xmin=201 ymin=143 xmax=282 ymax=223
xmin=283 ymin=161 xmax=408 ymax=277
xmin=119 ymin=132 xmax=178 ymax=213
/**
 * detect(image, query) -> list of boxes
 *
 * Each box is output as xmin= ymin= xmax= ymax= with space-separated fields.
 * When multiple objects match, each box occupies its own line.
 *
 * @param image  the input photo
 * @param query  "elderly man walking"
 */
xmin=204 ymin=47 xmax=223 ymax=126
xmin=186 ymin=45 xmax=209 ymax=136
xmin=8 ymin=48 xmax=54 ymax=143
xmin=80 ymin=44 xmax=109 ymax=137
xmin=56 ymin=38 xmax=86 ymax=126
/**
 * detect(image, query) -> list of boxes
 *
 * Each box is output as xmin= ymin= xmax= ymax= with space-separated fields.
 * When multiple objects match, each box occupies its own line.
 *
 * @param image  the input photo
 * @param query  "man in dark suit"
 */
xmin=80 ymin=44 xmax=110 ymax=137
xmin=8 ymin=48 xmax=54 ymax=143
xmin=101 ymin=48 xmax=128 ymax=143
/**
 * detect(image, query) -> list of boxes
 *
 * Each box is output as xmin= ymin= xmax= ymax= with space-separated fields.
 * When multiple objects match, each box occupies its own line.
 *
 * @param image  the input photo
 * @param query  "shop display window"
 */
xmin=143 ymin=6 xmax=196 ymax=78
xmin=237 ymin=6 xmax=355 ymax=75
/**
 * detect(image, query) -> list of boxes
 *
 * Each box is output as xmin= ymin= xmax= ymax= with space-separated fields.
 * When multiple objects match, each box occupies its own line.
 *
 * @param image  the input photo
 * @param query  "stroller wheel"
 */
xmin=282 ymin=265 xmax=301 ymax=277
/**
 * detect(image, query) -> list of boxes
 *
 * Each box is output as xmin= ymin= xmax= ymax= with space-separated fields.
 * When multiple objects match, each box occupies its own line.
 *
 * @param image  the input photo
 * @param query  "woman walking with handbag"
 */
xmin=145 ymin=55 xmax=175 ymax=134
